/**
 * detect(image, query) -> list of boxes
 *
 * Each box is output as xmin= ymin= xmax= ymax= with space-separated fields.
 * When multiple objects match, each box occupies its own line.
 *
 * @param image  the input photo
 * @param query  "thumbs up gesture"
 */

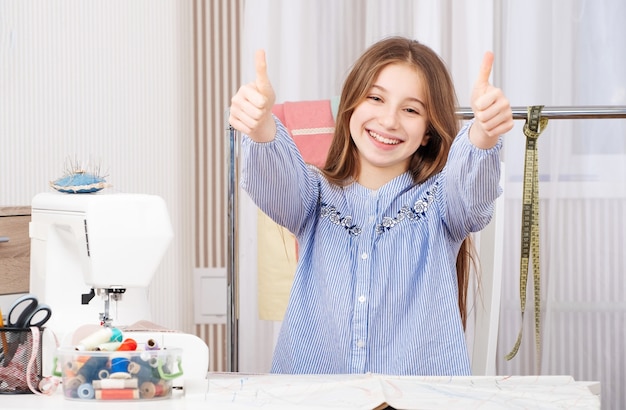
xmin=469 ymin=52 xmax=514 ymax=149
xmin=229 ymin=49 xmax=277 ymax=142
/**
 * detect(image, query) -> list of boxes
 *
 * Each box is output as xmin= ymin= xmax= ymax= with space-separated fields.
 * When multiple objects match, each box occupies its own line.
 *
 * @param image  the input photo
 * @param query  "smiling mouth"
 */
xmin=369 ymin=130 xmax=400 ymax=145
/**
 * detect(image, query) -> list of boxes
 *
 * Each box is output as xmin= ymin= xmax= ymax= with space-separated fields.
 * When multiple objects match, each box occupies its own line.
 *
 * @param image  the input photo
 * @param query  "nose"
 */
xmin=379 ymin=107 xmax=399 ymax=129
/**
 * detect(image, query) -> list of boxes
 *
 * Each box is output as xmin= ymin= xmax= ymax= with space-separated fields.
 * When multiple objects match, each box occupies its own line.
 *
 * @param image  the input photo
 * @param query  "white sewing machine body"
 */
xmin=29 ymin=192 xmax=173 ymax=336
xmin=28 ymin=192 xmax=208 ymax=384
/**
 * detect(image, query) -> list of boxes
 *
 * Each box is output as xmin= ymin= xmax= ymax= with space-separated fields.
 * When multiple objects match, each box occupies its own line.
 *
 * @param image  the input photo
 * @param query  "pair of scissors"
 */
xmin=0 ymin=294 xmax=52 ymax=367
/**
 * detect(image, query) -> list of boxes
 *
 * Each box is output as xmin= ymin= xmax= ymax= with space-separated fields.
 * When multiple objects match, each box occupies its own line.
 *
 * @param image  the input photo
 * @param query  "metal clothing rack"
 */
xmin=457 ymin=105 xmax=626 ymax=120
xmin=226 ymin=105 xmax=626 ymax=372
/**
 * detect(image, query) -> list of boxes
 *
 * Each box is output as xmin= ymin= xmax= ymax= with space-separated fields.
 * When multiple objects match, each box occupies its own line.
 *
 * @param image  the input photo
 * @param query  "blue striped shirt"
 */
xmin=241 ymin=117 xmax=502 ymax=375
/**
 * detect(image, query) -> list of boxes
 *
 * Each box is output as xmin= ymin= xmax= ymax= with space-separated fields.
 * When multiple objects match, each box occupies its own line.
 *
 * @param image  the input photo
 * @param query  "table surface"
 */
xmin=0 ymin=373 xmax=601 ymax=410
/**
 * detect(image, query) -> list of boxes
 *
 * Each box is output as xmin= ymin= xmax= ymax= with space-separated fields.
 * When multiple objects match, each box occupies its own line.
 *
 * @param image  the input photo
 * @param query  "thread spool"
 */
xmin=77 ymin=356 xmax=109 ymax=383
xmin=148 ymin=356 xmax=159 ymax=368
xmin=117 ymin=338 xmax=138 ymax=351
xmin=127 ymin=361 xmax=160 ymax=384
xmin=145 ymin=338 xmax=159 ymax=350
xmin=139 ymin=351 xmax=152 ymax=362
xmin=95 ymin=388 xmax=140 ymax=400
xmin=64 ymin=369 xmax=76 ymax=378
xmin=127 ymin=361 xmax=141 ymax=375
xmin=63 ymin=361 xmax=80 ymax=378
xmin=97 ymin=369 xmax=110 ymax=380
xmin=75 ymin=328 xmax=122 ymax=351
xmin=63 ymin=355 xmax=89 ymax=376
xmin=162 ymin=355 xmax=175 ymax=374
xmin=64 ymin=386 xmax=80 ymax=399
xmin=93 ymin=378 xmax=138 ymax=389
xmin=77 ymin=383 xmax=95 ymax=399
xmin=139 ymin=381 xmax=167 ymax=399
xmin=109 ymin=356 xmax=131 ymax=379
xmin=95 ymin=341 xmax=122 ymax=351
xmin=64 ymin=375 xmax=86 ymax=391
xmin=137 ymin=350 xmax=161 ymax=371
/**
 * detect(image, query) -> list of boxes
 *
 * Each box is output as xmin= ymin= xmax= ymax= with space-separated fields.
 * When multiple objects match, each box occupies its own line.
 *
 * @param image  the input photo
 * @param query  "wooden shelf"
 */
xmin=0 ymin=206 xmax=31 ymax=295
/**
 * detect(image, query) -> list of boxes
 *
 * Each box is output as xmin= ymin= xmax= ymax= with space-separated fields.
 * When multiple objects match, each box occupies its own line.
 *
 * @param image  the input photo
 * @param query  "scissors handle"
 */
xmin=26 ymin=304 xmax=52 ymax=328
xmin=7 ymin=294 xmax=52 ymax=328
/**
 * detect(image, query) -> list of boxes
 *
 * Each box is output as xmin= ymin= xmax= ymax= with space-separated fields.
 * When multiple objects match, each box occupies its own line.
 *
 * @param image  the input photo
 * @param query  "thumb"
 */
xmin=474 ymin=51 xmax=494 ymax=90
xmin=254 ymin=49 xmax=273 ymax=95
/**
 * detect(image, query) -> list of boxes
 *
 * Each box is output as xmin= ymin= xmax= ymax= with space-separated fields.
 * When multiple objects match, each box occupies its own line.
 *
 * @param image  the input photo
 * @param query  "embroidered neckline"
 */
xmin=376 ymin=183 xmax=438 ymax=234
xmin=320 ymin=182 xmax=438 ymax=237
xmin=320 ymin=204 xmax=362 ymax=237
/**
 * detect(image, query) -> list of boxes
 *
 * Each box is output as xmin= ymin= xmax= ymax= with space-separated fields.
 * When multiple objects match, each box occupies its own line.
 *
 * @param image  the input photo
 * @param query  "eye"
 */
xmin=367 ymin=95 xmax=383 ymax=102
xmin=404 ymin=107 xmax=421 ymax=115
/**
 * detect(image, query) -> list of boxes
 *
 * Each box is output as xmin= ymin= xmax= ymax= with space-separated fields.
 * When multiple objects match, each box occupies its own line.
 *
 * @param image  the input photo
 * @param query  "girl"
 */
xmin=229 ymin=36 xmax=513 ymax=375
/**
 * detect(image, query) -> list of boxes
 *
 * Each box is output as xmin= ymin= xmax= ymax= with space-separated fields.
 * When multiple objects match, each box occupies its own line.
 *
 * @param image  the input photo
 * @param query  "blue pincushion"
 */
xmin=50 ymin=171 xmax=110 ymax=194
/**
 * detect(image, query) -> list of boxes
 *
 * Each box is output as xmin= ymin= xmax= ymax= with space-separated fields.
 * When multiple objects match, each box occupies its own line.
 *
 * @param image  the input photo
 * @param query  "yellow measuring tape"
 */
xmin=505 ymin=106 xmax=548 ymax=369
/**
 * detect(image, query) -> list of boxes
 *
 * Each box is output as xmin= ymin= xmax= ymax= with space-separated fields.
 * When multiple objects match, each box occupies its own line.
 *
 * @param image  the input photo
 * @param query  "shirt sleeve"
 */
xmin=440 ymin=120 xmax=503 ymax=241
xmin=240 ymin=116 xmax=320 ymax=235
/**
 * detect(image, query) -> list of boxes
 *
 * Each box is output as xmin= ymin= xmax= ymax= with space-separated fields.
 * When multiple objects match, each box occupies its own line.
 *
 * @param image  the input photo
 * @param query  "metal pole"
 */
xmin=226 ymin=124 xmax=239 ymax=372
xmin=456 ymin=105 xmax=626 ymax=120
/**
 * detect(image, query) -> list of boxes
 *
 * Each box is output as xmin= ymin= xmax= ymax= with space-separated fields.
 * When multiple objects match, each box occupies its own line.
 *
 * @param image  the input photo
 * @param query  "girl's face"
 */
xmin=349 ymin=63 xmax=430 ymax=189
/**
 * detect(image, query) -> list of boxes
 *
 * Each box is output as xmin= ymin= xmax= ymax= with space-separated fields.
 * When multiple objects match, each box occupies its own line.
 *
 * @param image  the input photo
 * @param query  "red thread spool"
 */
xmin=117 ymin=338 xmax=138 ymax=351
xmin=154 ymin=382 xmax=167 ymax=397
xmin=140 ymin=381 xmax=166 ymax=398
xmin=95 ymin=388 xmax=140 ymax=400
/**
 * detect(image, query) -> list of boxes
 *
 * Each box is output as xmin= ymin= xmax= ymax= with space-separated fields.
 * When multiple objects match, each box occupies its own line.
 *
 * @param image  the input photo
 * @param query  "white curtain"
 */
xmin=237 ymin=1 xmax=625 ymax=408
xmin=497 ymin=2 xmax=626 ymax=410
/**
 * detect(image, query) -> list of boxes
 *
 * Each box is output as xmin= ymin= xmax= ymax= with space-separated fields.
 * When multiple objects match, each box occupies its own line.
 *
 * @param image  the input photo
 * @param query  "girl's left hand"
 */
xmin=469 ymin=52 xmax=514 ymax=149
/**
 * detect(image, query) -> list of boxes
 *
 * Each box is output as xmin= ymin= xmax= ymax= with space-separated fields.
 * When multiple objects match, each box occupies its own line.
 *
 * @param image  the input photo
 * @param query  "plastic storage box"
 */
xmin=56 ymin=346 xmax=183 ymax=400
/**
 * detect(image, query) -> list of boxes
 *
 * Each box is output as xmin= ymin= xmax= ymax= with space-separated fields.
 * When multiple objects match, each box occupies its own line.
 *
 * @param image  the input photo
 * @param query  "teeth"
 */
xmin=369 ymin=131 xmax=400 ymax=145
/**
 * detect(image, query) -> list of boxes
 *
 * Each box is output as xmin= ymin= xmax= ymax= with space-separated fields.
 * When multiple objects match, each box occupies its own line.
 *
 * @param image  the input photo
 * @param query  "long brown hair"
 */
xmin=322 ymin=37 xmax=473 ymax=328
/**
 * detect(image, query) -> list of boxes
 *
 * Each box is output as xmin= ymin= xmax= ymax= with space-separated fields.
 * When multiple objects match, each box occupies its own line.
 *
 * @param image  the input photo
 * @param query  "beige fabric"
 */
xmin=257 ymin=209 xmax=297 ymax=321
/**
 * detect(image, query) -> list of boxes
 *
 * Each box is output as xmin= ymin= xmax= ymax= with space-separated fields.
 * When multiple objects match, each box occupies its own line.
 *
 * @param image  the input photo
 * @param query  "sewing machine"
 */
xmin=29 ymin=192 xmax=209 ymax=384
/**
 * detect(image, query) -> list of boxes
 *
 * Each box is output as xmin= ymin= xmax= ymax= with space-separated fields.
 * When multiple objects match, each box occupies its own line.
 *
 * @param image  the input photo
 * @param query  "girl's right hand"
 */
xmin=228 ymin=49 xmax=277 ymax=142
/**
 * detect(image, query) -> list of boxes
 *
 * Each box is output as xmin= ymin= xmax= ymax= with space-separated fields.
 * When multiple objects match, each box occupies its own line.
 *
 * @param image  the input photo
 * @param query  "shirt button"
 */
xmin=357 ymin=340 xmax=365 ymax=348
xmin=358 ymin=295 xmax=366 ymax=303
xmin=361 ymin=252 xmax=368 ymax=260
